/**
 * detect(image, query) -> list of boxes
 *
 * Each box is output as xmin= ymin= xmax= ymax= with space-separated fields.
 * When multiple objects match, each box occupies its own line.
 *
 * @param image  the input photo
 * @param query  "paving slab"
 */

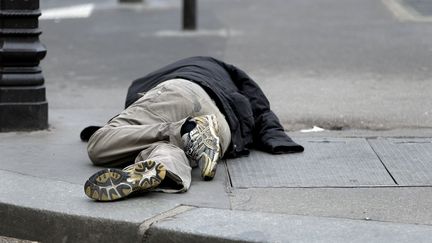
xmin=369 ymin=138 xmax=432 ymax=185
xmin=146 ymin=207 xmax=432 ymax=243
xmin=230 ymin=187 xmax=432 ymax=225
xmin=227 ymin=138 xmax=395 ymax=188
xmin=0 ymin=109 xmax=120 ymax=185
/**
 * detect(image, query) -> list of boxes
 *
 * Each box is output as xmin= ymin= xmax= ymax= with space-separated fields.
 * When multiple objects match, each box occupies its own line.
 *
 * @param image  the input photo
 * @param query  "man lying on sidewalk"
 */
xmin=80 ymin=56 xmax=304 ymax=201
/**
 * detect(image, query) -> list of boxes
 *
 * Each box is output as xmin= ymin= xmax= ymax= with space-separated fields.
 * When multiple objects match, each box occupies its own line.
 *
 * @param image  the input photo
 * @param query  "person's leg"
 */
xmin=157 ymin=80 xmax=231 ymax=180
xmin=84 ymin=79 xmax=231 ymax=200
xmin=134 ymin=142 xmax=192 ymax=193
xmin=149 ymin=79 xmax=231 ymax=155
xmin=84 ymin=141 xmax=192 ymax=201
xmin=87 ymin=119 xmax=186 ymax=167
xmin=87 ymin=79 xmax=231 ymax=167
xmin=86 ymin=82 xmax=189 ymax=167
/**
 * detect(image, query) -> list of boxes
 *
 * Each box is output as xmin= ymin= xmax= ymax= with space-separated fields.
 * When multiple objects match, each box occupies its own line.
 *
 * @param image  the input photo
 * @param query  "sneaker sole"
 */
xmin=201 ymin=114 xmax=220 ymax=180
xmin=84 ymin=160 xmax=166 ymax=201
xmin=201 ymin=155 xmax=217 ymax=181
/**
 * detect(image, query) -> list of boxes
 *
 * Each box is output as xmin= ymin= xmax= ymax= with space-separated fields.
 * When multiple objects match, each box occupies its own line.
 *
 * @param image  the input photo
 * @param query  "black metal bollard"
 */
xmin=0 ymin=0 xmax=48 ymax=131
xmin=183 ymin=0 xmax=197 ymax=30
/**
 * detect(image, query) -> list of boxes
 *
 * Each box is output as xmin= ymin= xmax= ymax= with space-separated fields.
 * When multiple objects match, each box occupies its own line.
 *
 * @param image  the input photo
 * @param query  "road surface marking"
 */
xmin=40 ymin=4 xmax=95 ymax=20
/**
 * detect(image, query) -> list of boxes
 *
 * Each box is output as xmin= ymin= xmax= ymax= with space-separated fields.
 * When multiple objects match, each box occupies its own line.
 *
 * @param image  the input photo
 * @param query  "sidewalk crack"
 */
xmin=367 ymin=138 xmax=399 ymax=185
xmin=139 ymin=205 xmax=195 ymax=242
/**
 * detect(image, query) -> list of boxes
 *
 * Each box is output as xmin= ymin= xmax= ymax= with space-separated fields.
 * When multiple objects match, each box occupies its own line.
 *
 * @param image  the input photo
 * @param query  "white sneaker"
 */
xmin=182 ymin=114 xmax=221 ymax=180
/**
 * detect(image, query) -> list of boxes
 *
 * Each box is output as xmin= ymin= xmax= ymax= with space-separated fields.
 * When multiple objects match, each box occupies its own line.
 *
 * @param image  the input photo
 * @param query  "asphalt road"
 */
xmin=39 ymin=0 xmax=432 ymax=131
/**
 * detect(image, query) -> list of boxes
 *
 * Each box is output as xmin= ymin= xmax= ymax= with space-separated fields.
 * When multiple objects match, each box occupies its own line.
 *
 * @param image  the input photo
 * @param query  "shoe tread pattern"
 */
xmin=84 ymin=160 xmax=166 ymax=201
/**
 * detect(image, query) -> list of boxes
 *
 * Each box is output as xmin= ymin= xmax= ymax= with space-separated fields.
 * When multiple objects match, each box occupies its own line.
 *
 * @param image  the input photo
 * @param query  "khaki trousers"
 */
xmin=87 ymin=79 xmax=231 ymax=192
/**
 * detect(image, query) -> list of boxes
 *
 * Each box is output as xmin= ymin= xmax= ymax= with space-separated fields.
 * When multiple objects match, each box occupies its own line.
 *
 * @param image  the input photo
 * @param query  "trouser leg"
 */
xmin=134 ymin=142 xmax=191 ymax=192
xmin=87 ymin=79 xmax=232 ymax=191
xmin=152 ymin=79 xmax=232 ymax=155
xmin=87 ymin=118 xmax=185 ymax=167
xmin=88 ymin=79 xmax=231 ymax=167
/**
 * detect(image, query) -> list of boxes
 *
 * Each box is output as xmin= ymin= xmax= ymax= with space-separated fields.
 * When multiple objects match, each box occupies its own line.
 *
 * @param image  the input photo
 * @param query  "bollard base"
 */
xmin=0 ymin=85 xmax=48 ymax=132
xmin=0 ymin=101 xmax=48 ymax=132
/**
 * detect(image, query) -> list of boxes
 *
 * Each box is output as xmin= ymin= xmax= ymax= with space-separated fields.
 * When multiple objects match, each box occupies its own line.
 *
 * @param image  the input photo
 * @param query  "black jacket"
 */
xmin=126 ymin=56 xmax=303 ymax=158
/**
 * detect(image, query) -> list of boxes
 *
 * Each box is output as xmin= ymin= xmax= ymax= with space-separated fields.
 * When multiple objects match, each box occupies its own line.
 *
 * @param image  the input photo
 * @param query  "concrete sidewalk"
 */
xmin=2 ymin=0 xmax=432 ymax=241
xmin=1 ymin=109 xmax=432 ymax=242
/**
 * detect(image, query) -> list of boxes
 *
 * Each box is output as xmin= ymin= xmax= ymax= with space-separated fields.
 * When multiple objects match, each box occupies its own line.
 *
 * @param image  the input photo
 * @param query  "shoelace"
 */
xmin=184 ymin=131 xmax=204 ymax=160
xmin=183 ymin=115 xmax=218 ymax=160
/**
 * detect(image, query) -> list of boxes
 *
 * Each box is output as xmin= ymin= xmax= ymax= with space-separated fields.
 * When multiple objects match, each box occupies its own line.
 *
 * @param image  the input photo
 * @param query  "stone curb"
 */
xmin=146 ymin=208 xmax=432 ymax=243
xmin=1 ymin=202 xmax=141 ymax=242
xmin=2 ymin=168 xmax=432 ymax=243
